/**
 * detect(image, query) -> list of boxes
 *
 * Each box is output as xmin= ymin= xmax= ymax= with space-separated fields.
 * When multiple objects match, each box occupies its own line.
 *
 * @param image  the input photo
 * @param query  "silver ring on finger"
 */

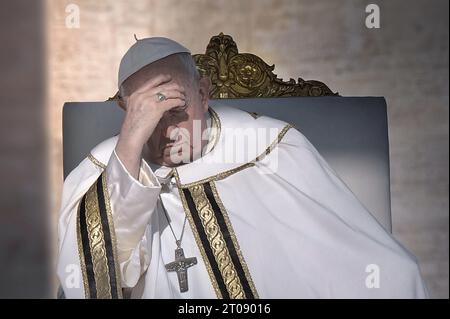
xmin=156 ymin=92 xmax=167 ymax=102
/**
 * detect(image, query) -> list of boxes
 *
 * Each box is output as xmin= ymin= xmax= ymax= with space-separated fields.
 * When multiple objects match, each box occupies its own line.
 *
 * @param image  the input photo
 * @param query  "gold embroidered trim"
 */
xmin=76 ymin=173 xmax=122 ymax=299
xmin=190 ymin=184 xmax=246 ymax=298
xmin=208 ymin=107 xmax=221 ymax=153
xmin=101 ymin=172 xmax=123 ymax=298
xmin=84 ymin=181 xmax=113 ymax=298
xmin=88 ymin=153 xmax=107 ymax=169
xmin=178 ymin=124 xmax=293 ymax=188
xmin=179 ymin=163 xmax=255 ymax=189
xmin=254 ymin=124 xmax=293 ymax=162
xmin=209 ymin=181 xmax=259 ymax=298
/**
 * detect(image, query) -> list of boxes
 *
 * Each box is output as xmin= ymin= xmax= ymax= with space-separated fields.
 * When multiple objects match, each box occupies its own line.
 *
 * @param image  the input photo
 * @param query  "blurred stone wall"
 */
xmin=0 ymin=0 xmax=50 ymax=298
xmin=0 ymin=0 xmax=447 ymax=298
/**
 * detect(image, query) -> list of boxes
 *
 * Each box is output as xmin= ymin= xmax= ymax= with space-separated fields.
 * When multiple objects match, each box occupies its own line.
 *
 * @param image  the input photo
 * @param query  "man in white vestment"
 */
xmin=56 ymin=37 xmax=428 ymax=299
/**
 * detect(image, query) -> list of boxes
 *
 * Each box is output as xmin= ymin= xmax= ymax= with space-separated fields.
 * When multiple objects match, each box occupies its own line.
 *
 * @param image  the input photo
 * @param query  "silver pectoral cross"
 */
xmin=165 ymin=246 xmax=197 ymax=293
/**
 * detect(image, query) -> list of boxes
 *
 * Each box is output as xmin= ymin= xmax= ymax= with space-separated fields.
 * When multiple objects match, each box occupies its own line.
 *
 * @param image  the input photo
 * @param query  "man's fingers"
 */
xmin=135 ymin=74 xmax=172 ymax=94
xmin=157 ymin=90 xmax=186 ymax=101
xmin=138 ymin=87 xmax=186 ymax=104
xmin=149 ymin=82 xmax=186 ymax=96
xmin=161 ymin=98 xmax=187 ymax=112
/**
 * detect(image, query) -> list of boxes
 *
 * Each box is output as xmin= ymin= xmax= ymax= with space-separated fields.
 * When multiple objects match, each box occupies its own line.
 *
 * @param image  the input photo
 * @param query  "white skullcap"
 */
xmin=118 ymin=36 xmax=191 ymax=89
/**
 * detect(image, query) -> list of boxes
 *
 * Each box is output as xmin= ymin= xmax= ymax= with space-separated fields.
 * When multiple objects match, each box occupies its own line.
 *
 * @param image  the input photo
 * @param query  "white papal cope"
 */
xmin=57 ymin=103 xmax=428 ymax=299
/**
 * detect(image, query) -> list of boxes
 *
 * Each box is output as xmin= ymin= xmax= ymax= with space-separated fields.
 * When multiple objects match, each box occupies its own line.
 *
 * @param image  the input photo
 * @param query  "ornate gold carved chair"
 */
xmin=63 ymin=33 xmax=391 ymax=233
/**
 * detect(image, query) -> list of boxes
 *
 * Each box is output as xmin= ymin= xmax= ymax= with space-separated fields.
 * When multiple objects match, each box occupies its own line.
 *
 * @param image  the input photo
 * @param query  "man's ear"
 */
xmin=198 ymin=76 xmax=211 ymax=113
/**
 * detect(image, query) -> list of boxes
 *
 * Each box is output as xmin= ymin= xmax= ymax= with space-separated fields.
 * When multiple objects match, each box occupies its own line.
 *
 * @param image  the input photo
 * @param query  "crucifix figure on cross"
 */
xmin=165 ymin=246 xmax=198 ymax=293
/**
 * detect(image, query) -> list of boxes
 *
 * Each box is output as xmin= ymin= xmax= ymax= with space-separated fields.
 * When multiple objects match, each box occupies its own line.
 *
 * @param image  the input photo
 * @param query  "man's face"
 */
xmin=146 ymin=75 xmax=208 ymax=167
xmin=122 ymin=55 xmax=210 ymax=167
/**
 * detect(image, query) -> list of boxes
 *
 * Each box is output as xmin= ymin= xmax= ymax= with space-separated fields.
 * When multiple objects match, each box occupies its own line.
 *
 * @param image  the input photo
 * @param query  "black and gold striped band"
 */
xmin=76 ymin=172 xmax=123 ymax=299
xmin=178 ymin=179 xmax=259 ymax=299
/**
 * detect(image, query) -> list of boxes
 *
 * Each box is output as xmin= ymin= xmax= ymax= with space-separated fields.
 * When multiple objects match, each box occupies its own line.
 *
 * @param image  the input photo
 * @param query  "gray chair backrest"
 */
xmin=63 ymin=96 xmax=391 ymax=231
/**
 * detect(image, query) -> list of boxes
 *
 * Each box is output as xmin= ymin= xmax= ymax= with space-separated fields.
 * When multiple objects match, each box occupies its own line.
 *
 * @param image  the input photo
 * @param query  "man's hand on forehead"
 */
xmin=116 ymin=73 xmax=188 ymax=179
xmin=124 ymin=74 xmax=186 ymax=104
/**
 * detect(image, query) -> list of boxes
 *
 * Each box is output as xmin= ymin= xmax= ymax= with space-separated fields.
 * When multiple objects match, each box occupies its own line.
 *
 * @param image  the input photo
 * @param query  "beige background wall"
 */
xmin=0 ymin=0 xmax=447 ymax=298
